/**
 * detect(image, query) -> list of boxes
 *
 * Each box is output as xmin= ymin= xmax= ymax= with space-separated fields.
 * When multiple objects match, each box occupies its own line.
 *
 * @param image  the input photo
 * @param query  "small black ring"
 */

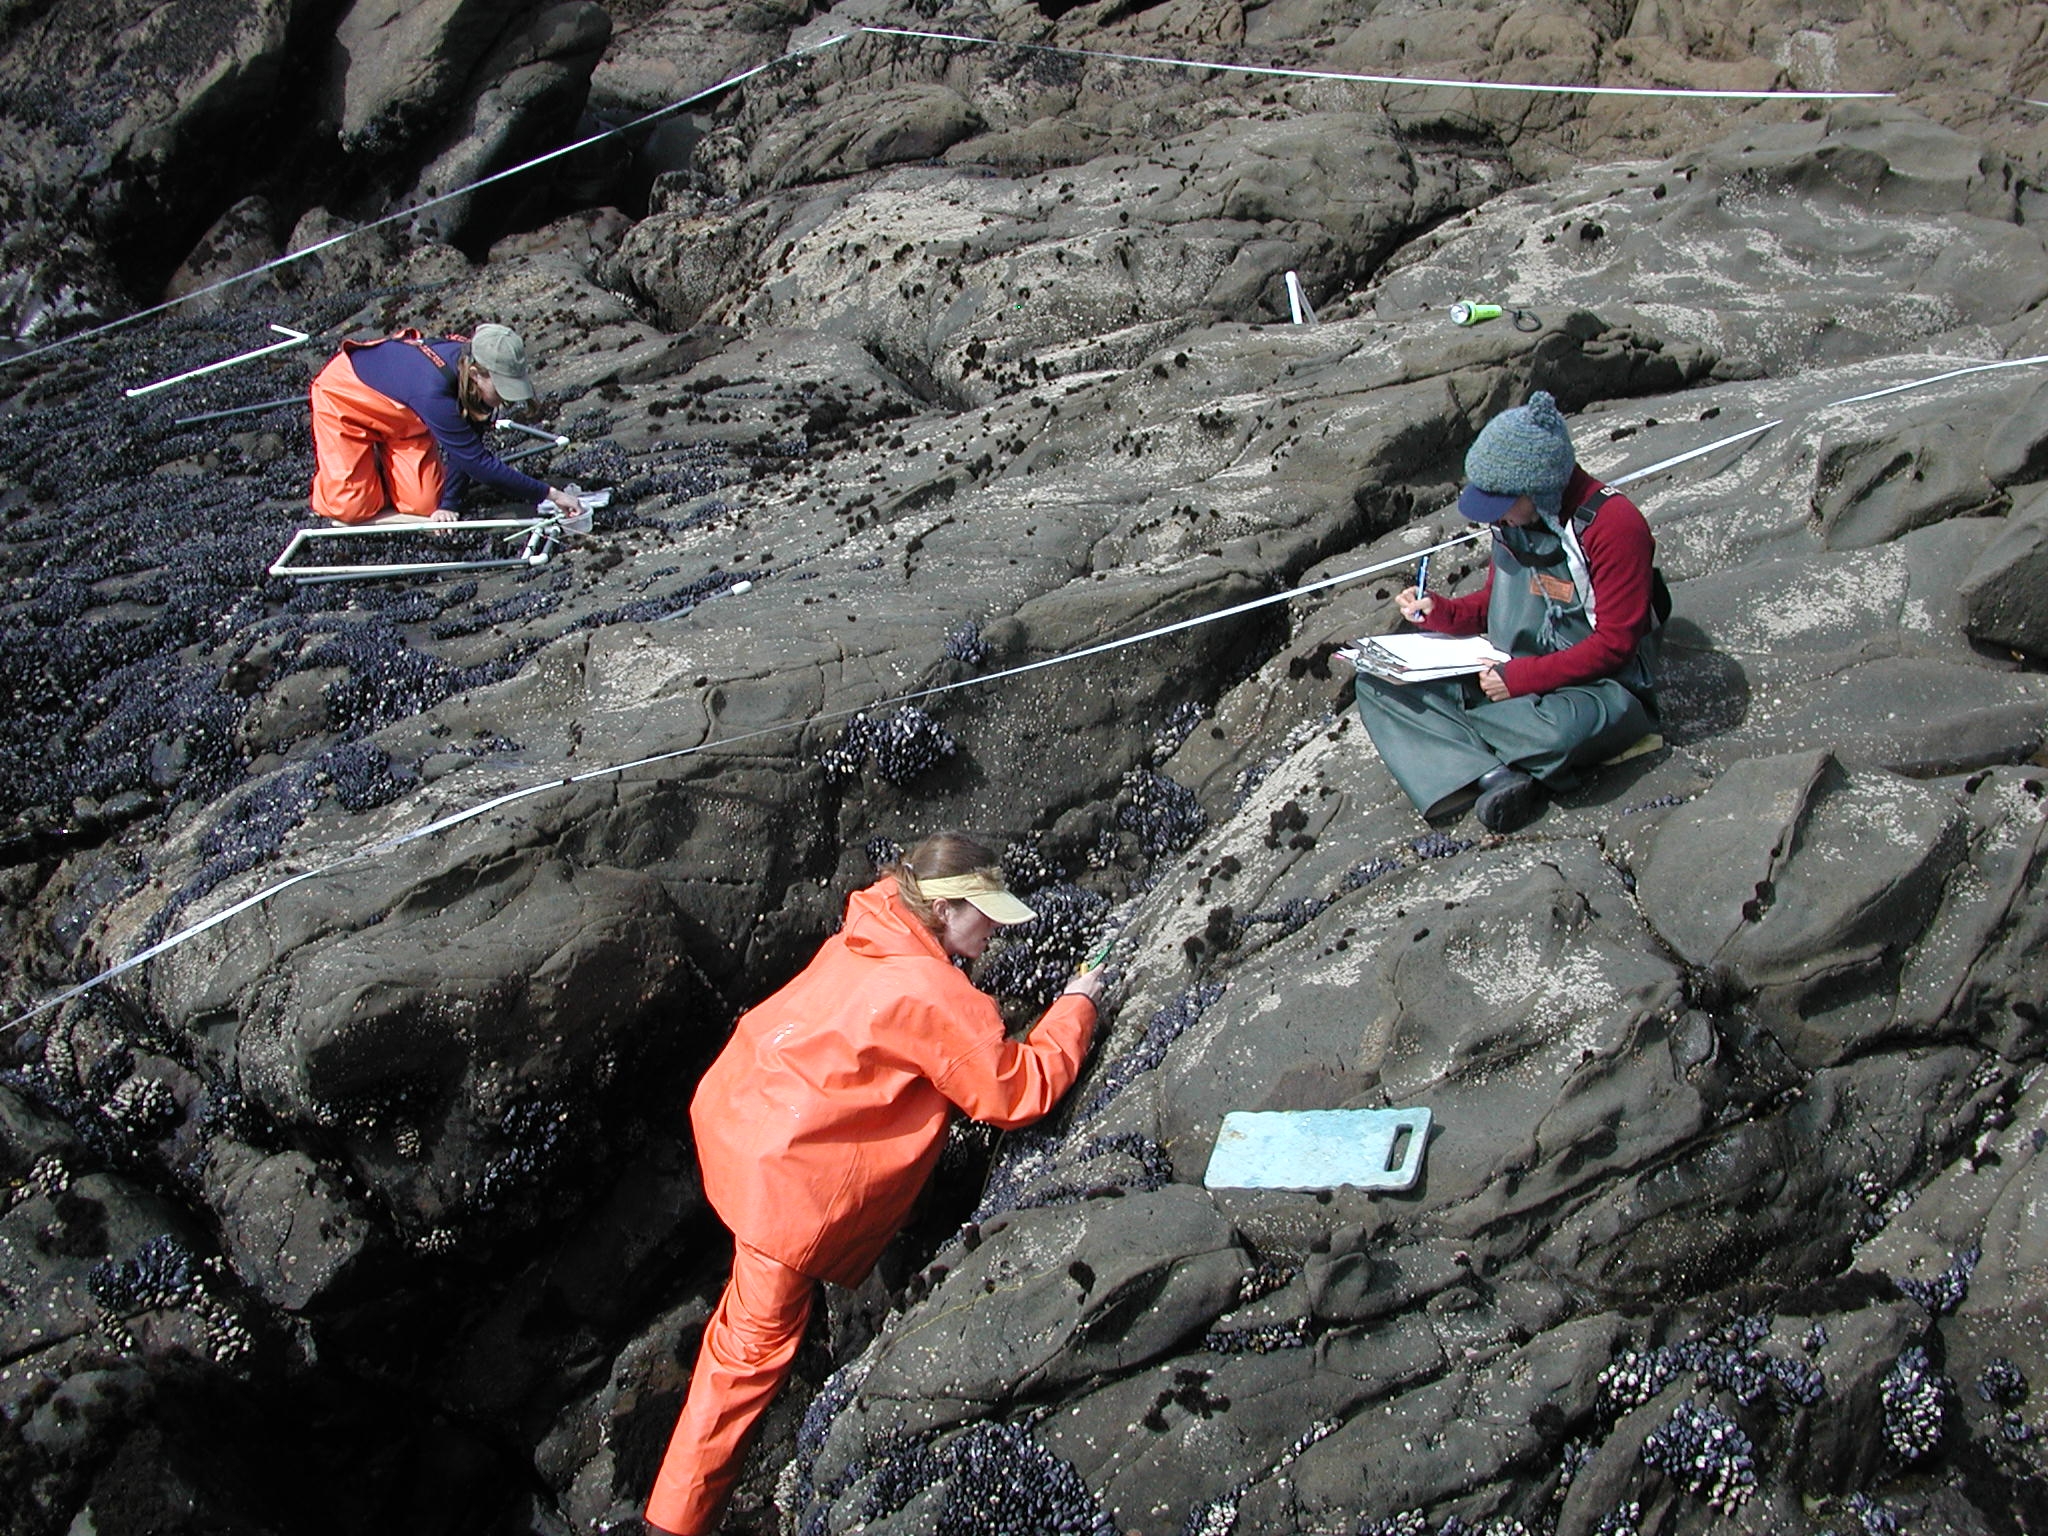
xmin=1512 ymin=309 xmax=1542 ymax=332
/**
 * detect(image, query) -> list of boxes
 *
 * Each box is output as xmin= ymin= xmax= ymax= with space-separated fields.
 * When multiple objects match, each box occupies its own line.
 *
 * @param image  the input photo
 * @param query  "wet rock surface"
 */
xmin=3 ymin=4 xmax=2048 ymax=1535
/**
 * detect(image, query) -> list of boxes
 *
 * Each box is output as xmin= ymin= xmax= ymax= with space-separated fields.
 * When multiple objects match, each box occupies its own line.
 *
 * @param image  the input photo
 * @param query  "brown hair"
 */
xmin=887 ymin=832 xmax=999 ymax=932
xmin=456 ymin=354 xmax=494 ymax=423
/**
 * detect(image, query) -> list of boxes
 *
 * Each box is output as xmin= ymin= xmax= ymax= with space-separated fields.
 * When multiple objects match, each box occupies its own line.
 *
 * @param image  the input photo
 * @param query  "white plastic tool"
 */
xmin=1202 ymin=1107 xmax=1432 ymax=1192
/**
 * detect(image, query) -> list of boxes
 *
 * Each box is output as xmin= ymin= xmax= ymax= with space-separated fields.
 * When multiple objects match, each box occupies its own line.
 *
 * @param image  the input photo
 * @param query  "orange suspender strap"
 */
xmin=338 ymin=328 xmax=468 ymax=370
xmin=398 ymin=330 xmax=470 ymax=370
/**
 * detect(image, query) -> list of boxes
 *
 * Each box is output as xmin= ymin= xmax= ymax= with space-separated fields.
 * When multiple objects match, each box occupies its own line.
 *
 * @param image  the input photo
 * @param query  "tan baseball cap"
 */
xmin=470 ymin=324 xmax=535 ymax=402
xmin=917 ymin=870 xmax=1037 ymax=925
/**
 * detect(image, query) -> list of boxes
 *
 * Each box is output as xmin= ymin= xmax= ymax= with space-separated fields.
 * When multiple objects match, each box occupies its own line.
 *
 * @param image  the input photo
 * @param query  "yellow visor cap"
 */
xmin=918 ymin=871 xmax=1037 ymax=925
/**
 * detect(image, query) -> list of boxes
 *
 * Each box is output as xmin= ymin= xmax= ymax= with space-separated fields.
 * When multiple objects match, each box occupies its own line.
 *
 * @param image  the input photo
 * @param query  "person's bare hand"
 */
xmin=1062 ymin=970 xmax=1105 ymax=1004
xmin=1395 ymin=586 xmax=1435 ymax=624
xmin=1477 ymin=665 xmax=1511 ymax=702
xmin=546 ymin=486 xmax=585 ymax=517
xmin=426 ymin=507 xmax=458 ymax=526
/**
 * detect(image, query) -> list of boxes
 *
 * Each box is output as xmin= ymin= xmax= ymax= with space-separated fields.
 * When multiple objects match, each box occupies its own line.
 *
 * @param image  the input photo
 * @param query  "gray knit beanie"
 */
xmin=1459 ymin=390 xmax=1577 ymax=521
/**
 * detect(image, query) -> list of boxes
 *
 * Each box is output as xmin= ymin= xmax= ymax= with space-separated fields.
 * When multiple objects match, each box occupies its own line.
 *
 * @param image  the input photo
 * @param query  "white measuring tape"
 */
xmin=1823 ymin=354 xmax=2048 ymax=408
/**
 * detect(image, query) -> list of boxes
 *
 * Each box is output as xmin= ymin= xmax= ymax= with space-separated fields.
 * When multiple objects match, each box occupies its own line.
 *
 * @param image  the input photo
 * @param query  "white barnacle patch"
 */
xmin=1982 ymin=774 xmax=2048 ymax=851
xmin=1435 ymin=926 xmax=1624 ymax=1088
xmin=1743 ymin=548 xmax=1910 ymax=648
xmin=1800 ymin=771 xmax=1949 ymax=865
xmin=583 ymin=636 xmax=703 ymax=713
xmin=1296 ymin=925 xmax=1392 ymax=991
xmin=1449 ymin=925 xmax=1622 ymax=1036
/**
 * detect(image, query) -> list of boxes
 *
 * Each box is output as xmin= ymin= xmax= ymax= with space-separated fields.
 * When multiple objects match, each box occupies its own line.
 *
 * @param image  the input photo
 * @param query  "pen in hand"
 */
xmin=1398 ymin=554 xmax=1433 ymax=624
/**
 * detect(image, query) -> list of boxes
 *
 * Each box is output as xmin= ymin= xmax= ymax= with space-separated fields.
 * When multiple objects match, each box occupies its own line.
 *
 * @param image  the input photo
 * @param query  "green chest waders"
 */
xmin=1352 ymin=506 xmax=1656 ymax=818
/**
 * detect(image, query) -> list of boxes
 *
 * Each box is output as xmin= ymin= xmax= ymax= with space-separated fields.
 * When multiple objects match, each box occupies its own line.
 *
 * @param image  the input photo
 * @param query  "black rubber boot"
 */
xmin=1474 ymin=764 xmax=1542 ymax=832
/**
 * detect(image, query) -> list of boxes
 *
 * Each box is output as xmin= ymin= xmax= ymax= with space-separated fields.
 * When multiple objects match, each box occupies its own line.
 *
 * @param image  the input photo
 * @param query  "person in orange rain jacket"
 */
xmin=643 ymin=833 xmax=1103 ymax=1536
xmin=307 ymin=322 xmax=584 ymax=525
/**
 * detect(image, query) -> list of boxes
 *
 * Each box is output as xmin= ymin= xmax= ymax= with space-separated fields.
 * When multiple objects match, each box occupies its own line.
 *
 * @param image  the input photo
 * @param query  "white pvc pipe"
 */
xmin=496 ymin=418 xmax=571 ymax=444
xmin=1285 ymin=272 xmax=1317 ymax=326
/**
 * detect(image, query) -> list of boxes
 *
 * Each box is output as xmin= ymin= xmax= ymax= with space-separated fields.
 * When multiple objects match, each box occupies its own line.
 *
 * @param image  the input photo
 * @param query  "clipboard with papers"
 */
xmin=1336 ymin=632 xmax=1512 ymax=684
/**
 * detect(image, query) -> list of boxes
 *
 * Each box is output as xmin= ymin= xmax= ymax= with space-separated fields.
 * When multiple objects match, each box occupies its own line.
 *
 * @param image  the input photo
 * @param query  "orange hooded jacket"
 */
xmin=690 ymin=878 xmax=1098 ymax=1288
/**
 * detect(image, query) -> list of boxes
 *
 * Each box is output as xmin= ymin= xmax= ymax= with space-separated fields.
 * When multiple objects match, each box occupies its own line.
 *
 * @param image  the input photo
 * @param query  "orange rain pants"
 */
xmin=643 ymin=879 xmax=1097 ymax=1534
xmin=644 ymin=1241 xmax=815 ymax=1536
xmin=307 ymin=349 xmax=446 ymax=523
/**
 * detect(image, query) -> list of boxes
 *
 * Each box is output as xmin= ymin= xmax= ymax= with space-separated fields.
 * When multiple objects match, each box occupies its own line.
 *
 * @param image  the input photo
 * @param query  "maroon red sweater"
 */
xmin=1421 ymin=467 xmax=1655 ymax=698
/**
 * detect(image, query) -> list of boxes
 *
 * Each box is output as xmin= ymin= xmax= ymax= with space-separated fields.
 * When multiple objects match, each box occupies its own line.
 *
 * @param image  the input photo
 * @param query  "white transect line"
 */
xmin=4 ymin=28 xmax=1895 ymax=374
xmin=0 ymin=43 xmax=848 ymax=374
xmin=0 ymin=413 xmax=1809 ymax=1032
xmin=853 ymin=24 xmax=1896 ymax=100
xmin=1607 ymin=420 xmax=1781 ymax=484
xmin=123 ymin=325 xmax=310 ymax=397
xmin=1824 ymin=354 xmax=2048 ymax=408
xmin=3 ymin=769 xmax=603 ymax=1028
xmin=0 ymin=533 xmax=1476 ymax=1033
xmin=4 ymin=360 xmax=2032 ymax=1034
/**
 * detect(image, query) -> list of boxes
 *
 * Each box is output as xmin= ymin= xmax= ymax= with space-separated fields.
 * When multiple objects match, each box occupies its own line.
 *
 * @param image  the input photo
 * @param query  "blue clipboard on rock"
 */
xmin=1202 ymin=1107 xmax=1432 ymax=1192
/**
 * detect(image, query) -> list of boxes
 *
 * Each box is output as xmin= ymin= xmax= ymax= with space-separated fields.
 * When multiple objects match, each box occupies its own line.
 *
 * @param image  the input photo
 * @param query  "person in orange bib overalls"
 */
xmin=307 ymin=322 xmax=584 ymax=525
xmin=642 ymin=833 xmax=1103 ymax=1535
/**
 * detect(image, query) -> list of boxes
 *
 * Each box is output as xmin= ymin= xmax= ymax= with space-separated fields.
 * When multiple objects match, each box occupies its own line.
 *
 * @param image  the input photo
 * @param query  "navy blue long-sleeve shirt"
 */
xmin=348 ymin=336 xmax=549 ymax=507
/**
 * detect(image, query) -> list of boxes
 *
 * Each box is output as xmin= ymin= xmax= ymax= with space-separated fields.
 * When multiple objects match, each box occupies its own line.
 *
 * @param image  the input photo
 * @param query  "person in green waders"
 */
xmin=1354 ymin=389 xmax=1660 ymax=833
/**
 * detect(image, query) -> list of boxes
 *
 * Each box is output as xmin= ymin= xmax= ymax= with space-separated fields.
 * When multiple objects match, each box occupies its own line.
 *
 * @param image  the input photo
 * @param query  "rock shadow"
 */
xmin=1652 ymin=616 xmax=1748 ymax=747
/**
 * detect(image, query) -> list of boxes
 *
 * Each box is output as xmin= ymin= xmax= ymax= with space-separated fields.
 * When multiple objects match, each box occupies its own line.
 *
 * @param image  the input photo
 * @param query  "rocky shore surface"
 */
xmin=3 ymin=4 xmax=2048 ymax=1535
